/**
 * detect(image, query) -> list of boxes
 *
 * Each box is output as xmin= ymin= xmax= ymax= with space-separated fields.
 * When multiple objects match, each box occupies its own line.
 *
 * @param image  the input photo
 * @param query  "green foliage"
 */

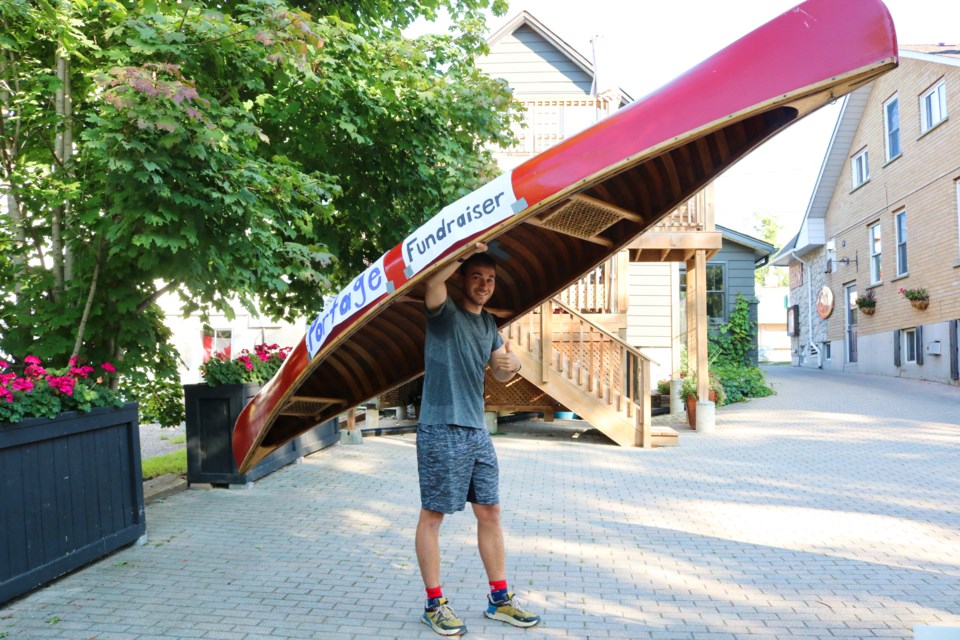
xmin=0 ymin=0 xmax=517 ymax=398
xmin=133 ymin=375 xmax=185 ymax=427
xmin=199 ymin=344 xmax=291 ymax=386
xmin=679 ymin=373 xmax=726 ymax=407
xmin=656 ymin=378 xmax=671 ymax=396
xmin=141 ymin=448 xmax=187 ymax=480
xmin=710 ymin=293 xmax=756 ymax=367
xmin=753 ymin=213 xmax=788 ymax=287
xmin=711 ymin=364 xmax=774 ymax=404
xmin=698 ymin=293 xmax=773 ymax=403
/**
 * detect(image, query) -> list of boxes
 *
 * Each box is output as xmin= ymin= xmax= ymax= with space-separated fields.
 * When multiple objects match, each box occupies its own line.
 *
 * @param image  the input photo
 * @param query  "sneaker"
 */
xmin=421 ymin=597 xmax=468 ymax=636
xmin=485 ymin=592 xmax=541 ymax=628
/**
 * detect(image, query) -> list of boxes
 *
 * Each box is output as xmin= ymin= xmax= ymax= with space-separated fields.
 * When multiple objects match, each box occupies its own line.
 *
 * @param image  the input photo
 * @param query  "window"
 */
xmin=706 ymin=264 xmax=725 ymax=321
xmin=868 ymin=222 xmax=882 ymax=284
xmin=824 ymin=342 xmax=832 ymax=361
xmin=679 ymin=263 xmax=726 ymax=322
xmin=202 ymin=328 xmax=232 ymax=362
xmin=884 ymin=95 xmax=900 ymax=160
xmin=895 ymin=211 xmax=908 ymax=276
xmin=904 ymin=328 xmax=917 ymax=363
xmin=920 ymin=80 xmax=947 ymax=133
xmin=852 ymin=148 xmax=869 ymax=188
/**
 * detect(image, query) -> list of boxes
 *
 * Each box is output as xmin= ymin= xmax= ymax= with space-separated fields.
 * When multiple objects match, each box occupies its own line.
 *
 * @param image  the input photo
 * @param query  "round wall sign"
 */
xmin=816 ymin=285 xmax=834 ymax=319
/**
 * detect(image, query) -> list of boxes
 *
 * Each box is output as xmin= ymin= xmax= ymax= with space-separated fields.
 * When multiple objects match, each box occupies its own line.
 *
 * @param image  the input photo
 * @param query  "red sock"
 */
xmin=426 ymin=586 xmax=443 ymax=600
xmin=489 ymin=580 xmax=508 ymax=594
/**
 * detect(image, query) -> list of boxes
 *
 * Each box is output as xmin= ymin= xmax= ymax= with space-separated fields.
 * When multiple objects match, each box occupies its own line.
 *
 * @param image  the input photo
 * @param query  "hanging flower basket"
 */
xmin=899 ymin=287 xmax=929 ymax=310
xmin=855 ymin=290 xmax=876 ymax=315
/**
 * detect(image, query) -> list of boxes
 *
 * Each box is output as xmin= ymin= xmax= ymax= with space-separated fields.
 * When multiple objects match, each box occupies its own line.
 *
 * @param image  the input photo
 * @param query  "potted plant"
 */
xmin=184 ymin=344 xmax=339 ymax=486
xmin=0 ymin=356 xmax=144 ymax=605
xmin=855 ymin=290 xmax=877 ymax=315
xmin=679 ymin=372 xmax=726 ymax=428
xmin=899 ymin=287 xmax=929 ymax=310
xmin=654 ymin=377 xmax=672 ymax=409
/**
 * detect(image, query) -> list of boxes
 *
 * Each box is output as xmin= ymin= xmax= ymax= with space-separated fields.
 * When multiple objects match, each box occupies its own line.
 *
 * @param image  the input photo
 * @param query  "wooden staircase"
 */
xmin=502 ymin=298 xmax=678 ymax=447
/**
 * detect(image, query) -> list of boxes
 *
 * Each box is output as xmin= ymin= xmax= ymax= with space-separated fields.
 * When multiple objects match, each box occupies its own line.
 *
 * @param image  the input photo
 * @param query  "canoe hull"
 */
xmin=235 ymin=0 xmax=897 ymax=471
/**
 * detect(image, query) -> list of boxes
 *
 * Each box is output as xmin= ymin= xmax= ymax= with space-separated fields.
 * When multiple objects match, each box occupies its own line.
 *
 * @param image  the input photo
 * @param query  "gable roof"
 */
xmin=716 ymin=225 xmax=776 ymax=266
xmin=773 ymin=47 xmax=959 ymax=266
xmin=485 ymin=11 xmax=634 ymax=104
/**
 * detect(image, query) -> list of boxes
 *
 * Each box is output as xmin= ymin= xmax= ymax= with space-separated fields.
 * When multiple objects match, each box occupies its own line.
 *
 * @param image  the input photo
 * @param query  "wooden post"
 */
xmin=637 ymin=356 xmax=652 ymax=447
xmin=691 ymin=249 xmax=710 ymax=402
xmin=541 ymin=300 xmax=551 ymax=384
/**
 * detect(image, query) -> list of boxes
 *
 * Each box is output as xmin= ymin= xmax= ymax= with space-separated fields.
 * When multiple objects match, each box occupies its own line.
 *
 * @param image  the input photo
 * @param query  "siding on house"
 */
xmin=626 ymin=262 xmax=677 ymax=382
xmin=478 ymin=25 xmax=594 ymax=96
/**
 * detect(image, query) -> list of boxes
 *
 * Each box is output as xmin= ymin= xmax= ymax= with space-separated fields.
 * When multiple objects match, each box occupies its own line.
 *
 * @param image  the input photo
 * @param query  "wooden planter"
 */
xmin=184 ymin=383 xmax=338 ymax=486
xmin=910 ymin=299 xmax=929 ymax=310
xmin=0 ymin=403 xmax=145 ymax=605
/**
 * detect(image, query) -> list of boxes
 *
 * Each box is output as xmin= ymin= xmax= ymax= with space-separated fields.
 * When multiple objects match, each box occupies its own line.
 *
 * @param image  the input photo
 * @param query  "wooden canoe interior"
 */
xmin=257 ymin=106 xmax=799 ymax=450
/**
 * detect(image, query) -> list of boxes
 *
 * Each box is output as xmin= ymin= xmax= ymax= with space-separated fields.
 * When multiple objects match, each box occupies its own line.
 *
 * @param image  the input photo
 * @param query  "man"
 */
xmin=415 ymin=241 xmax=541 ymax=636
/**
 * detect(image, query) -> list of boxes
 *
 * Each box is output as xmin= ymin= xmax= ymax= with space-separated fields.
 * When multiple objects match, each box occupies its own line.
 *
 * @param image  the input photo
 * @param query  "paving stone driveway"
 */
xmin=2 ymin=366 xmax=958 ymax=639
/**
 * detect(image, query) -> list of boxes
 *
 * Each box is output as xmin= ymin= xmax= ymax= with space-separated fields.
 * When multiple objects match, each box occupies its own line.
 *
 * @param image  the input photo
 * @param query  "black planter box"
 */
xmin=0 ymin=403 xmax=145 ymax=605
xmin=184 ymin=383 xmax=338 ymax=486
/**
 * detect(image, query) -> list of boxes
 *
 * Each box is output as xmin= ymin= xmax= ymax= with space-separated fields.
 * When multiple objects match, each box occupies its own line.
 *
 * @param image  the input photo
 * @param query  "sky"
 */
xmin=413 ymin=0 xmax=960 ymax=244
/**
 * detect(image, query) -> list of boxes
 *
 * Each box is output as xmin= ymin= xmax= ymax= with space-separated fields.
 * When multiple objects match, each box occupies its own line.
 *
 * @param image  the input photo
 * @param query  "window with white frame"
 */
xmin=920 ymin=80 xmax=947 ymax=133
xmin=895 ymin=210 xmax=908 ymax=276
xmin=869 ymin=222 xmax=882 ymax=284
xmin=903 ymin=328 xmax=917 ymax=363
xmin=884 ymin=95 xmax=900 ymax=160
xmin=202 ymin=327 xmax=232 ymax=361
xmin=852 ymin=148 xmax=869 ymax=188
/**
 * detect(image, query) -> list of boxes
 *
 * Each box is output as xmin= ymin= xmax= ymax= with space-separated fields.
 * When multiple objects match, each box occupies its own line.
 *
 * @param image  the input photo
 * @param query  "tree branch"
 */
xmin=71 ymin=238 xmax=104 ymax=360
xmin=137 ymin=281 xmax=178 ymax=313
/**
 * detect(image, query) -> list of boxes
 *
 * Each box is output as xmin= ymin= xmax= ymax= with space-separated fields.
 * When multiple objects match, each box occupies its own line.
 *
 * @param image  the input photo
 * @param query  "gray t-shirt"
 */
xmin=418 ymin=297 xmax=503 ymax=429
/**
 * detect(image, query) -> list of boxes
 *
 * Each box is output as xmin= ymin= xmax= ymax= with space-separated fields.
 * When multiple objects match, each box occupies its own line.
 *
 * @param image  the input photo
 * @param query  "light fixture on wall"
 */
xmin=837 ymin=251 xmax=859 ymax=268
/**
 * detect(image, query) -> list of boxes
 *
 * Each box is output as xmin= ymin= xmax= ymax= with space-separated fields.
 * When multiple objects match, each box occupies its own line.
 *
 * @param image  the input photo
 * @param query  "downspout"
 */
xmin=785 ymin=250 xmax=822 ymax=368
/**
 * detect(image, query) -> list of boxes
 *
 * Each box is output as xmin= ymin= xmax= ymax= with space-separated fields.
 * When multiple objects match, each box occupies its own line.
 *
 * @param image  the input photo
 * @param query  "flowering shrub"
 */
xmin=199 ymin=343 xmax=291 ymax=386
xmin=0 ymin=356 xmax=122 ymax=424
xmin=898 ymin=287 xmax=928 ymax=302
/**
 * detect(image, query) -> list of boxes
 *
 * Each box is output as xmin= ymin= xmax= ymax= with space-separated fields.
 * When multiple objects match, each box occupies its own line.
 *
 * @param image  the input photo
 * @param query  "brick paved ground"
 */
xmin=2 ymin=366 xmax=958 ymax=639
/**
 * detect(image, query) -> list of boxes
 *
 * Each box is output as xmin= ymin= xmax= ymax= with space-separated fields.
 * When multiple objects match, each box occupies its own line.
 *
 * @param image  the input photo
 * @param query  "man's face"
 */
xmin=463 ymin=264 xmax=496 ymax=309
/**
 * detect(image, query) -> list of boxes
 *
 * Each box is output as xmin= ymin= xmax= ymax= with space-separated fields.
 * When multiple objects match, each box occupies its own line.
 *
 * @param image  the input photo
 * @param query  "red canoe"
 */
xmin=235 ymin=0 xmax=898 ymax=471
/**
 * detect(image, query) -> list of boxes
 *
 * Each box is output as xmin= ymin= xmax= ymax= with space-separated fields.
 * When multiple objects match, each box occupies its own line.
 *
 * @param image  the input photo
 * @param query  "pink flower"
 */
xmin=24 ymin=355 xmax=42 ymax=365
xmin=101 ymin=362 xmax=116 ymax=373
xmin=47 ymin=376 xmax=76 ymax=396
xmin=0 ymin=360 xmax=9 ymax=369
xmin=12 ymin=378 xmax=34 ymax=392
xmin=1 ymin=372 xmax=15 ymax=386
xmin=70 ymin=365 xmax=95 ymax=378
xmin=25 ymin=364 xmax=47 ymax=378
xmin=69 ymin=355 xmax=80 ymax=366
xmin=238 ymin=355 xmax=254 ymax=371
xmin=0 ymin=387 xmax=12 ymax=403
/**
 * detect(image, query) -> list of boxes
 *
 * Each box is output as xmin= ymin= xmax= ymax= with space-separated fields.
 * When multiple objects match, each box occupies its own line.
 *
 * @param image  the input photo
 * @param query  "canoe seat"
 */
xmin=532 ymin=195 xmax=642 ymax=247
xmin=281 ymin=396 xmax=345 ymax=418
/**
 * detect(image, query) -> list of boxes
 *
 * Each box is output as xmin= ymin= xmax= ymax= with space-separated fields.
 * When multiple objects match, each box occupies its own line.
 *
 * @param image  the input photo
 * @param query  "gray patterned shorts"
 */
xmin=416 ymin=423 xmax=500 ymax=514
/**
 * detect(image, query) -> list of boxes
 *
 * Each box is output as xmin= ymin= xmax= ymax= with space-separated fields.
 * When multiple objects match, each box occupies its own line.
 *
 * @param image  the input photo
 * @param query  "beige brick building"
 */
xmin=774 ymin=47 xmax=960 ymax=383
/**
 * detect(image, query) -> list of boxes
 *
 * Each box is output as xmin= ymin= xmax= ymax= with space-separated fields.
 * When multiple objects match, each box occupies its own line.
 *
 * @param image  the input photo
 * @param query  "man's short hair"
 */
xmin=458 ymin=252 xmax=496 ymax=275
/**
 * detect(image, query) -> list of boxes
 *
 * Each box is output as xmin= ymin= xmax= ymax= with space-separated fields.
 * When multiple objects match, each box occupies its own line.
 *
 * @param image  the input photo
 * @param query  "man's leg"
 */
xmin=416 ymin=508 xmax=445 ymax=589
xmin=472 ymin=503 xmax=505 ymax=582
